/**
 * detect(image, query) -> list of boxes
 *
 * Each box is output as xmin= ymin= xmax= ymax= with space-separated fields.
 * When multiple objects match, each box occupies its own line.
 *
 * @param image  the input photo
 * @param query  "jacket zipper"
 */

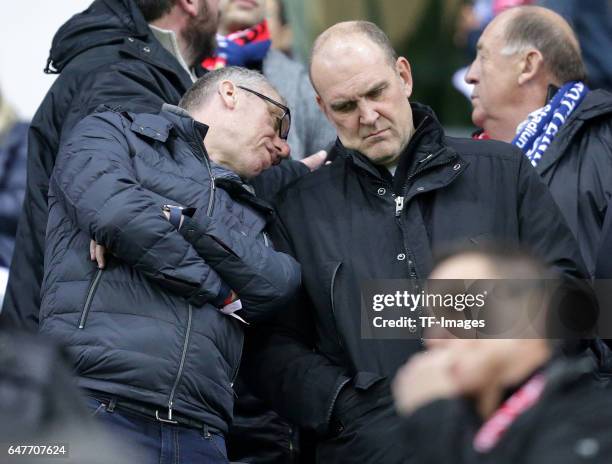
xmin=395 ymin=156 xmax=456 ymax=277
xmin=79 ymin=268 xmax=103 ymax=329
xmin=330 ymin=262 xmax=345 ymax=349
xmin=325 ymin=377 xmax=352 ymax=430
xmin=192 ymin=121 xmax=216 ymax=216
xmin=395 ymin=154 xmax=456 ymax=217
xmin=164 ymin=303 xmax=193 ymax=422
xmin=229 ymin=335 xmax=244 ymax=395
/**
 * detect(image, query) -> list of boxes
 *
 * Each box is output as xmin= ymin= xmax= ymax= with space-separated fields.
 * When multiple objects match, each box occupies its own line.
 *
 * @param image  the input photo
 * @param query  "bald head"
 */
xmin=309 ymin=21 xmax=398 ymax=90
xmin=494 ymin=5 xmax=585 ymax=84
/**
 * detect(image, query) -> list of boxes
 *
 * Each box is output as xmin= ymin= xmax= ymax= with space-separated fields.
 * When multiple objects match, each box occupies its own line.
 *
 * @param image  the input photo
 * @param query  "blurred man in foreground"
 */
xmin=394 ymin=247 xmax=612 ymax=463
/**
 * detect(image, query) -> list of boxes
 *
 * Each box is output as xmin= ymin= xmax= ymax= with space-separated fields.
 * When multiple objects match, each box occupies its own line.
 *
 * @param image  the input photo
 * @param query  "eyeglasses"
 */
xmin=237 ymin=85 xmax=291 ymax=140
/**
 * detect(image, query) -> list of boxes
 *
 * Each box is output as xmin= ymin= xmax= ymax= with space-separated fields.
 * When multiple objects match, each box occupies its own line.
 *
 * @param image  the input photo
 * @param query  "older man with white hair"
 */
xmin=466 ymin=6 xmax=612 ymax=276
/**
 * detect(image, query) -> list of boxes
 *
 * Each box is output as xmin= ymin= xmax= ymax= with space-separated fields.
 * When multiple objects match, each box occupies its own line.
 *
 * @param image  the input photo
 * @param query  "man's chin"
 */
xmin=361 ymin=143 xmax=400 ymax=164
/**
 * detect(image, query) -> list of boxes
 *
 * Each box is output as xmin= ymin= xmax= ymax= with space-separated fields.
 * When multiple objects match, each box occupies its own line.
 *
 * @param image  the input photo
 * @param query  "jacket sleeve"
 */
xmin=50 ymin=112 xmax=227 ymax=307
xmin=250 ymin=160 xmax=309 ymax=203
xmin=241 ymin=215 xmax=350 ymax=435
xmin=178 ymin=207 xmax=301 ymax=322
xmin=517 ymin=153 xmax=588 ymax=279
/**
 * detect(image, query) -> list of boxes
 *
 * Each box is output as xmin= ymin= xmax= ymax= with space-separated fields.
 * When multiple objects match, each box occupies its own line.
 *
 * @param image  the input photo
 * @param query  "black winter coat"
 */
xmin=244 ymin=104 xmax=586 ymax=439
xmin=39 ymin=106 xmax=300 ymax=433
xmin=536 ymin=89 xmax=612 ymax=276
xmin=403 ymin=359 xmax=612 ymax=464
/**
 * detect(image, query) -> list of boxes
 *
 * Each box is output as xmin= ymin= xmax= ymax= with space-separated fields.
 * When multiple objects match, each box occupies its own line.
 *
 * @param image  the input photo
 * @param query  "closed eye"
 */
xmin=366 ymin=85 xmax=386 ymax=99
xmin=331 ymin=101 xmax=357 ymax=113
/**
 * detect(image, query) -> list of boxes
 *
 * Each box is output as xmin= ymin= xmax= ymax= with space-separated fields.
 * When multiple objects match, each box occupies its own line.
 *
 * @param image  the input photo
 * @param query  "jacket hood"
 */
xmin=46 ymin=0 xmax=150 ymax=73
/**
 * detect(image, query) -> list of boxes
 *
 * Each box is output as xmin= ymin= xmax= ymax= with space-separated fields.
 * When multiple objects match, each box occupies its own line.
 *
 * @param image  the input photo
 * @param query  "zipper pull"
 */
xmin=419 ymin=153 xmax=433 ymax=164
xmin=395 ymin=196 xmax=405 ymax=217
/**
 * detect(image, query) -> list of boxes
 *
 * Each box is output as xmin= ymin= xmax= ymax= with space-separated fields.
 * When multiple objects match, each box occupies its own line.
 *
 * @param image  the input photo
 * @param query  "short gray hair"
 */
xmin=179 ymin=67 xmax=275 ymax=111
xmin=501 ymin=7 xmax=586 ymax=83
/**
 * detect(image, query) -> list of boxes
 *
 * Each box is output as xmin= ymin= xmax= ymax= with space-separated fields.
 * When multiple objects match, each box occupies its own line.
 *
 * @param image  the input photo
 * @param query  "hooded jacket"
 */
xmin=39 ymin=105 xmax=300 ymax=433
xmin=243 ymin=104 xmax=586 ymax=442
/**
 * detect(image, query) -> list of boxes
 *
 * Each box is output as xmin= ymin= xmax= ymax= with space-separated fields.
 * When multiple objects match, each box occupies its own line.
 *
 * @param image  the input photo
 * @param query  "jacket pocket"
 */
xmin=79 ymin=268 xmax=103 ymax=329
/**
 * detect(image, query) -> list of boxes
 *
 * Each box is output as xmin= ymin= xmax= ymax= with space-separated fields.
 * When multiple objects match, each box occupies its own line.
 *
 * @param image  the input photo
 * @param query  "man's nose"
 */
xmin=465 ymin=61 xmax=478 ymax=84
xmin=274 ymin=137 xmax=291 ymax=159
xmin=359 ymin=102 xmax=379 ymax=126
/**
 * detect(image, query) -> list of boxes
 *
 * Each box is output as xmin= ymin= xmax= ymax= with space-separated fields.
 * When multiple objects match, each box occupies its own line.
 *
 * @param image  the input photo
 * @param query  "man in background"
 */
xmin=465 ymin=6 xmax=612 ymax=276
xmin=203 ymin=0 xmax=336 ymax=160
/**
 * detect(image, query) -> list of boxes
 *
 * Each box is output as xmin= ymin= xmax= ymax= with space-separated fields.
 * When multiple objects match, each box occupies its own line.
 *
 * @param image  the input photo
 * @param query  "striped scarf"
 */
xmin=512 ymin=81 xmax=589 ymax=167
xmin=202 ymin=20 xmax=271 ymax=70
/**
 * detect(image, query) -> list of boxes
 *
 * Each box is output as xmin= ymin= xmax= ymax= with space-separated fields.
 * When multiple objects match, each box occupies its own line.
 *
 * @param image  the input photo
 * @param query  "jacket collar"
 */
xmin=158 ymin=105 xmax=255 ymax=188
xmin=335 ymin=102 xmax=460 ymax=190
xmin=536 ymin=89 xmax=612 ymax=174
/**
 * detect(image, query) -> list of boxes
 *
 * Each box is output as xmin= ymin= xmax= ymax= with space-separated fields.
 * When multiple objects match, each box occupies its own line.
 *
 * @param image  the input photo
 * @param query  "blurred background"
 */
xmin=1 ymin=0 xmax=479 ymax=132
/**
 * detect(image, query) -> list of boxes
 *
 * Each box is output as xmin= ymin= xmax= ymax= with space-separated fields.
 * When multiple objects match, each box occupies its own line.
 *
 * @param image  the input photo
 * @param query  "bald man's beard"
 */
xmin=183 ymin=2 xmax=219 ymax=67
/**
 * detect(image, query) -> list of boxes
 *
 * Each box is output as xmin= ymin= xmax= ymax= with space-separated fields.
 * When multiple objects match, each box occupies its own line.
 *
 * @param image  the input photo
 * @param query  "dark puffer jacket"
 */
xmin=39 ymin=105 xmax=300 ymax=434
xmin=1 ymin=0 xmax=193 ymax=330
xmin=0 ymin=0 xmax=308 ymax=332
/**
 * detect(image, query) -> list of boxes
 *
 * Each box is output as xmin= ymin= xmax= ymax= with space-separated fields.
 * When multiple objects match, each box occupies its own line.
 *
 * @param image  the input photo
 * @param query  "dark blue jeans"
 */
xmin=86 ymin=397 xmax=228 ymax=464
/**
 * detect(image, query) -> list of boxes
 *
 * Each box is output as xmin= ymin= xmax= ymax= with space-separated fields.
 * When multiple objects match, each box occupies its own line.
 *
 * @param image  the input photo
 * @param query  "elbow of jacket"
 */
xmin=243 ymin=264 xmax=301 ymax=323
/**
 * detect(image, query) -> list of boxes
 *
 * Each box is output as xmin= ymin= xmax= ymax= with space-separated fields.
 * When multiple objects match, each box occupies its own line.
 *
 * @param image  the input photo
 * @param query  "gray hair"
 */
xmin=179 ymin=67 xmax=277 ymax=111
xmin=501 ymin=7 xmax=586 ymax=83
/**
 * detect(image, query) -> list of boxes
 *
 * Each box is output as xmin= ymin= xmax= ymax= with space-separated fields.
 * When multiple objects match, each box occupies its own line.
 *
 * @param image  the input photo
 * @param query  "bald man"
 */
xmin=466 ymin=6 xmax=612 ymax=276
xmin=243 ymin=21 xmax=586 ymax=463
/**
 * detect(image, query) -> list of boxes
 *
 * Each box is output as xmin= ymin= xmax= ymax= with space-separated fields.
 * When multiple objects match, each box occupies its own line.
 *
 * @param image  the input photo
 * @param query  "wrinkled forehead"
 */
xmin=478 ymin=13 xmax=511 ymax=50
xmin=311 ymin=37 xmax=395 ymax=99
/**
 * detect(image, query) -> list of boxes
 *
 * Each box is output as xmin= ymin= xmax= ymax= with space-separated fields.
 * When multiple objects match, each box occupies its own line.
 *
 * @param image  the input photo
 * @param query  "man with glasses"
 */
xmin=238 ymin=85 xmax=291 ymax=144
xmin=38 ymin=67 xmax=300 ymax=463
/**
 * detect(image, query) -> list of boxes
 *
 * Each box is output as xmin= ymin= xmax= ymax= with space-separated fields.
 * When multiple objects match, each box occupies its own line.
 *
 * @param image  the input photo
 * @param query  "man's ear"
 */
xmin=218 ymin=80 xmax=238 ymax=109
xmin=518 ymin=49 xmax=544 ymax=85
xmin=176 ymin=0 xmax=199 ymax=17
xmin=396 ymin=57 xmax=413 ymax=99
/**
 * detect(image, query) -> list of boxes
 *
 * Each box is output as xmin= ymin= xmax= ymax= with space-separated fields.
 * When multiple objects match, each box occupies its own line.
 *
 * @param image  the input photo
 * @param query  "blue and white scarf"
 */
xmin=512 ymin=81 xmax=589 ymax=167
